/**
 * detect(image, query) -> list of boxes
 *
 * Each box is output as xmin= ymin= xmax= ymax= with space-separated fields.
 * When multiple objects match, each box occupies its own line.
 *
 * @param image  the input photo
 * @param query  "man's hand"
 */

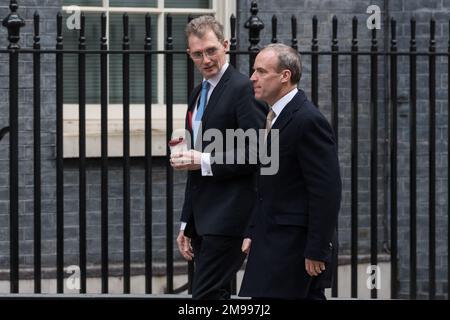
xmin=305 ymin=258 xmax=326 ymax=277
xmin=170 ymin=150 xmax=201 ymax=171
xmin=241 ymin=238 xmax=252 ymax=255
xmin=176 ymin=230 xmax=194 ymax=261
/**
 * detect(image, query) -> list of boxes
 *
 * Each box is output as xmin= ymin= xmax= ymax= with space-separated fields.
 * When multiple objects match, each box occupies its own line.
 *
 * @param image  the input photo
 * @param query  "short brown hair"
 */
xmin=185 ymin=15 xmax=225 ymax=43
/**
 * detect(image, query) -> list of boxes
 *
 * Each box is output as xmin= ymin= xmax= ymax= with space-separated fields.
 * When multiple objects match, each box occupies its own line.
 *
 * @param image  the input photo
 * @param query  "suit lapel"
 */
xmin=188 ymin=85 xmax=202 ymax=113
xmin=266 ymin=91 xmax=306 ymax=144
xmin=186 ymin=65 xmax=235 ymax=147
xmin=186 ymin=85 xmax=201 ymax=148
xmin=201 ymin=65 xmax=233 ymax=126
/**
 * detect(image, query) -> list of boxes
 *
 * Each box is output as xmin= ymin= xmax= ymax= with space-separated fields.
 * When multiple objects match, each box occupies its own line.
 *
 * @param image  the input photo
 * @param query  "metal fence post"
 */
xmin=244 ymin=0 xmax=264 ymax=75
xmin=2 ymin=0 xmax=25 ymax=294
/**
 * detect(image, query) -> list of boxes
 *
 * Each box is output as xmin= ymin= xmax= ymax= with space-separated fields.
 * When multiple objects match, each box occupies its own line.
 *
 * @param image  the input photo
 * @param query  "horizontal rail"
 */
xmin=1 ymin=49 xmax=450 ymax=56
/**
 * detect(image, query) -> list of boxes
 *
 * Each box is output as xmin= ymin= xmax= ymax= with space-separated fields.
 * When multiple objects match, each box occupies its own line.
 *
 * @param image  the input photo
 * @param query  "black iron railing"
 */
xmin=1 ymin=0 xmax=449 ymax=300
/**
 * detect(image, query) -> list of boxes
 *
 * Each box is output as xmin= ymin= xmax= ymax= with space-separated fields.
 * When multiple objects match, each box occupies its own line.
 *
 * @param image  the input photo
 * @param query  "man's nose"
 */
xmin=203 ymin=55 xmax=212 ymax=63
xmin=250 ymin=71 xmax=257 ymax=81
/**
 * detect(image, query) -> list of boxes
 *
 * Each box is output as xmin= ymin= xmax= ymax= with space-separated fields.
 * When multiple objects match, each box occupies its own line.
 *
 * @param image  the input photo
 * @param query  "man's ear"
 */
xmin=223 ymin=39 xmax=230 ymax=51
xmin=280 ymin=70 xmax=292 ymax=84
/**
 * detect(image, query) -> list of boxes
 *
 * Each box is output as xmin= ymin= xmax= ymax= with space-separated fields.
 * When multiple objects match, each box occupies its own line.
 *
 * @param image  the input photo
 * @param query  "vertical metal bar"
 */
xmin=249 ymin=50 xmax=256 ymax=78
xmin=311 ymin=16 xmax=318 ymax=107
xmin=428 ymin=18 xmax=436 ymax=300
xmin=78 ymin=12 xmax=87 ymax=294
xmin=271 ymin=15 xmax=278 ymax=44
xmin=370 ymin=28 xmax=378 ymax=300
xmin=291 ymin=15 xmax=298 ymax=51
xmin=390 ymin=17 xmax=398 ymax=300
xmin=409 ymin=17 xmax=417 ymax=300
xmin=187 ymin=15 xmax=194 ymax=119
xmin=350 ymin=16 xmax=359 ymax=299
xmin=249 ymin=53 xmax=255 ymax=80
xmin=244 ymin=1 xmax=264 ymax=76
xmin=165 ymin=13 xmax=174 ymax=294
xmin=3 ymin=0 xmax=25 ymax=294
xmin=144 ymin=13 xmax=153 ymax=294
xmin=100 ymin=12 xmax=109 ymax=294
xmin=33 ymin=11 xmax=42 ymax=294
xmin=122 ymin=13 xmax=131 ymax=294
xmin=8 ymin=41 xmax=19 ymax=295
xmin=448 ymin=18 xmax=450 ymax=302
xmin=186 ymin=14 xmax=195 ymax=295
xmin=331 ymin=16 xmax=339 ymax=139
xmin=229 ymin=14 xmax=237 ymax=68
xmin=330 ymin=15 xmax=339 ymax=298
xmin=56 ymin=11 xmax=64 ymax=294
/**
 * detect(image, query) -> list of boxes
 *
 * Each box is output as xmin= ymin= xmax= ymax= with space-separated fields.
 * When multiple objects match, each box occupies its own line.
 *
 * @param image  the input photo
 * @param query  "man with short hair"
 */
xmin=170 ymin=15 xmax=266 ymax=299
xmin=239 ymin=44 xmax=342 ymax=300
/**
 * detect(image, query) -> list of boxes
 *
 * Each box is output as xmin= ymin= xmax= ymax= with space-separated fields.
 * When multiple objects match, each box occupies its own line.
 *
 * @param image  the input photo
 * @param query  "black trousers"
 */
xmin=191 ymin=234 xmax=245 ymax=300
xmin=303 ymin=287 xmax=326 ymax=300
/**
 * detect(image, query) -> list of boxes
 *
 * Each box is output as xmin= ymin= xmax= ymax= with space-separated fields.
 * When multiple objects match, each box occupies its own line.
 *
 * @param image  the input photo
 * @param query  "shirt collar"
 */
xmin=271 ymin=88 xmax=298 ymax=117
xmin=203 ymin=62 xmax=229 ymax=88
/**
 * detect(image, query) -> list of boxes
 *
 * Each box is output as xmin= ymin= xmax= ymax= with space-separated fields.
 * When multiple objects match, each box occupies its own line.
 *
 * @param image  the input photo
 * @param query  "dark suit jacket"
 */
xmin=181 ymin=65 xmax=267 ymax=238
xmin=239 ymin=89 xmax=342 ymax=299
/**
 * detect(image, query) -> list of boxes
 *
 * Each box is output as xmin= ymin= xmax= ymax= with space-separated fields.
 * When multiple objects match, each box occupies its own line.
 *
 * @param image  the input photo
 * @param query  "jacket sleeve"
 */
xmin=180 ymin=173 xmax=192 ymax=223
xmin=296 ymin=111 xmax=342 ymax=263
xmin=180 ymin=94 xmax=197 ymax=224
xmin=244 ymin=204 xmax=258 ymax=239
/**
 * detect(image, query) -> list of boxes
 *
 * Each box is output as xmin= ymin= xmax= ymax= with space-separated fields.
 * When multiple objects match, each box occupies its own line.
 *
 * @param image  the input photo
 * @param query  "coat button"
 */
xmin=329 ymin=242 xmax=333 ymax=248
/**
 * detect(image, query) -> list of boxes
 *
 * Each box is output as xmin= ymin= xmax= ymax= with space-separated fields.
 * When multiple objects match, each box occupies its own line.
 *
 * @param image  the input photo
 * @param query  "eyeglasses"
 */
xmin=190 ymin=47 xmax=219 ymax=60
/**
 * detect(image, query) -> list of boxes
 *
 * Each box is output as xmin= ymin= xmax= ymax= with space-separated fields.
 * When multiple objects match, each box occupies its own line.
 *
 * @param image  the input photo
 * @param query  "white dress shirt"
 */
xmin=270 ymin=88 xmax=298 ymax=125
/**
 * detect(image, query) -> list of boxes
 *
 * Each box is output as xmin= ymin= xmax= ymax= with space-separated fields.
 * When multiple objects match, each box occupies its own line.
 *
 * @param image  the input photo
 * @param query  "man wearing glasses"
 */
xmin=170 ymin=15 xmax=266 ymax=299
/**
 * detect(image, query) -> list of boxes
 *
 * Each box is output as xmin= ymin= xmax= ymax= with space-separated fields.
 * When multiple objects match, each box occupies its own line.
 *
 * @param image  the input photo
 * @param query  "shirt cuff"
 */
xmin=180 ymin=222 xmax=187 ymax=231
xmin=201 ymin=152 xmax=213 ymax=176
